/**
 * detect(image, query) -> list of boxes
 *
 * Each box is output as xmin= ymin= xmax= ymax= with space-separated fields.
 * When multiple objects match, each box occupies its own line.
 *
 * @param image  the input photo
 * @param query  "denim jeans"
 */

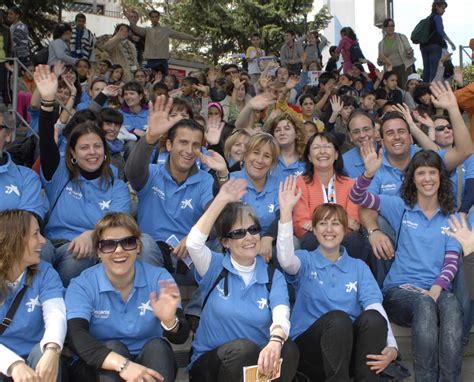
xmin=146 ymin=59 xmax=169 ymax=75
xmin=421 ymin=44 xmax=443 ymax=82
xmin=383 ymin=287 xmax=463 ymax=382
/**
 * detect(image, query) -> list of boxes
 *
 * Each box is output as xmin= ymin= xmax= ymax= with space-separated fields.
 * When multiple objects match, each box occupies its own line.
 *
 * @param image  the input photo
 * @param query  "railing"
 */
xmin=459 ymin=44 xmax=473 ymax=69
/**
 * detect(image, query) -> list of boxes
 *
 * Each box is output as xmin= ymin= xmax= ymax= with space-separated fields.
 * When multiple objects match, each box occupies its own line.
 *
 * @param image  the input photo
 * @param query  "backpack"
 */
xmin=411 ymin=15 xmax=434 ymax=44
xmin=32 ymin=46 xmax=49 ymax=65
xmin=349 ymin=41 xmax=365 ymax=64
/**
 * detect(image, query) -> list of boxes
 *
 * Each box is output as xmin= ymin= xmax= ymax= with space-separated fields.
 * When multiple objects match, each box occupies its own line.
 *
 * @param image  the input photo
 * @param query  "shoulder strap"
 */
xmin=266 ymin=263 xmax=276 ymax=293
xmin=394 ymin=210 xmax=407 ymax=252
xmin=201 ymin=268 xmax=228 ymax=311
xmin=0 ymin=270 xmax=30 ymax=335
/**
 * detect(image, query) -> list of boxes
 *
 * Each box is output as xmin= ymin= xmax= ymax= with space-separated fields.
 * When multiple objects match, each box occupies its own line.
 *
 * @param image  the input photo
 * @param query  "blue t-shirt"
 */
xmin=0 ymin=153 xmax=46 ymax=219
xmin=230 ymin=169 xmax=280 ymax=234
xmin=288 ymin=247 xmax=382 ymax=339
xmin=191 ymin=253 xmax=289 ymax=364
xmin=379 ymin=195 xmax=461 ymax=292
xmin=450 ymin=154 xmax=474 ymax=208
xmin=0 ymin=262 xmax=64 ymax=357
xmin=27 ymin=107 xmax=39 ymax=136
xmin=272 ymin=156 xmax=305 ymax=185
xmin=120 ymin=108 xmax=149 ymax=132
xmin=137 ymin=164 xmax=214 ymax=242
xmin=343 ymin=147 xmax=365 ymax=179
xmin=41 ymin=161 xmax=130 ymax=240
xmin=66 ymin=262 xmax=174 ymax=355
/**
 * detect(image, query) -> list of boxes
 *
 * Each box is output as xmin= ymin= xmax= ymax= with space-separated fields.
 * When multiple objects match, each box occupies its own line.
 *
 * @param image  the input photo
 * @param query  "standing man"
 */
xmin=124 ymin=8 xmax=201 ymax=75
xmin=280 ymin=29 xmax=304 ymax=75
xmin=7 ymin=6 xmax=29 ymax=66
xmin=70 ymin=13 xmax=96 ymax=62
xmin=126 ymin=9 xmax=145 ymax=65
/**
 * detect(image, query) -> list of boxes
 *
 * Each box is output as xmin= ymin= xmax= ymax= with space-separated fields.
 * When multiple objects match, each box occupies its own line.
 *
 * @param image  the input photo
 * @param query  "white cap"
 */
xmin=405 ymin=73 xmax=422 ymax=87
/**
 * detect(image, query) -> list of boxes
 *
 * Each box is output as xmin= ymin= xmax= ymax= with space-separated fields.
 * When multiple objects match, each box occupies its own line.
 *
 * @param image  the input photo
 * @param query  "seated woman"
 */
xmin=66 ymin=212 xmax=189 ymax=382
xmin=293 ymin=132 xmax=364 ymax=258
xmin=223 ymin=128 xmax=250 ymax=168
xmin=34 ymin=64 xmax=132 ymax=286
xmin=349 ymin=145 xmax=463 ymax=381
xmin=186 ymin=178 xmax=299 ymax=381
xmin=0 ymin=210 xmax=66 ymax=382
xmin=277 ymin=178 xmax=398 ymax=381
xmin=267 ymin=113 xmax=307 ymax=185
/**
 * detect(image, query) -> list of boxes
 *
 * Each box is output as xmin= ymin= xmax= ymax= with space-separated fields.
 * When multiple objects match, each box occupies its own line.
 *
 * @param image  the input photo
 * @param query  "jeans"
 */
xmin=190 ymin=338 xmax=299 ymax=382
xmin=70 ymin=338 xmax=176 ymax=382
xmin=420 ymin=44 xmax=443 ymax=82
xmin=146 ymin=59 xmax=169 ymax=75
xmin=294 ymin=310 xmax=387 ymax=382
xmin=383 ymin=287 xmax=463 ymax=382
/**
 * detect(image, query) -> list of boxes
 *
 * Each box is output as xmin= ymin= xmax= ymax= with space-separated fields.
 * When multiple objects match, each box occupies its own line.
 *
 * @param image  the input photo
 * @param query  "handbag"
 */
xmin=0 ymin=269 xmax=31 ymax=335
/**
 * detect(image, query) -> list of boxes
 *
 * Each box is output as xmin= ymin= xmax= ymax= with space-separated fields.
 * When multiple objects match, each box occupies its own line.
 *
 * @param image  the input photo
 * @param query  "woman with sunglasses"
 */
xmin=0 ymin=210 xmax=66 ymax=382
xmin=277 ymin=178 xmax=397 ymax=381
xmin=186 ymin=178 xmax=298 ymax=381
xmin=34 ymin=65 xmax=131 ymax=287
xmin=349 ymin=145 xmax=463 ymax=381
xmin=65 ymin=212 xmax=189 ymax=382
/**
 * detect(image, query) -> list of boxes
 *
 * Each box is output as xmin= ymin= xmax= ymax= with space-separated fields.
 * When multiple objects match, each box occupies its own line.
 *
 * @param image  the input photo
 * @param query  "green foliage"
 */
xmin=463 ymin=64 xmax=474 ymax=83
xmin=308 ymin=6 xmax=333 ymax=33
xmin=160 ymin=0 xmax=316 ymax=65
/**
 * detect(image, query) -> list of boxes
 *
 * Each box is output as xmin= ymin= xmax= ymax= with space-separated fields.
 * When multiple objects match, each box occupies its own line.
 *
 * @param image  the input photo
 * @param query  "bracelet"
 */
xmin=117 ymin=358 xmax=129 ymax=373
xmin=368 ymin=228 xmax=381 ymax=236
xmin=269 ymin=338 xmax=284 ymax=346
xmin=44 ymin=344 xmax=61 ymax=354
xmin=40 ymin=99 xmax=55 ymax=107
xmin=270 ymin=334 xmax=286 ymax=343
xmin=161 ymin=316 xmax=179 ymax=331
xmin=217 ymin=172 xmax=229 ymax=182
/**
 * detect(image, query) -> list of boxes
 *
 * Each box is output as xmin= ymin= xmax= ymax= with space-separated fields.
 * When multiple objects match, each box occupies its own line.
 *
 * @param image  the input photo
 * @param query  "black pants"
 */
xmin=295 ymin=310 xmax=387 ymax=382
xmin=190 ymin=338 xmax=299 ymax=382
xmin=0 ymin=62 xmax=12 ymax=105
xmin=300 ymin=231 xmax=370 ymax=262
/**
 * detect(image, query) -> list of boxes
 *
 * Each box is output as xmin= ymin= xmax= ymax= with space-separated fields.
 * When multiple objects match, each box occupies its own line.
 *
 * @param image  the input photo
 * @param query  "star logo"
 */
xmin=216 ymin=284 xmax=229 ymax=300
xmin=441 ymin=226 xmax=450 ymax=235
xmin=294 ymin=170 xmax=304 ymax=176
xmin=138 ymin=300 xmax=153 ymax=316
xmin=181 ymin=199 xmax=193 ymax=210
xmin=99 ymin=200 xmax=111 ymax=210
xmin=26 ymin=295 xmax=41 ymax=313
xmin=268 ymin=203 xmax=275 ymax=213
xmin=310 ymin=271 xmax=318 ymax=279
xmin=257 ymin=298 xmax=268 ymax=310
xmin=5 ymin=184 xmax=20 ymax=197
xmin=345 ymin=281 xmax=358 ymax=293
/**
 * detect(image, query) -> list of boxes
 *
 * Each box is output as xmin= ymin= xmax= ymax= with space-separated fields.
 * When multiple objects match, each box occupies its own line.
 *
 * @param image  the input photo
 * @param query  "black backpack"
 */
xmin=349 ymin=41 xmax=365 ymax=64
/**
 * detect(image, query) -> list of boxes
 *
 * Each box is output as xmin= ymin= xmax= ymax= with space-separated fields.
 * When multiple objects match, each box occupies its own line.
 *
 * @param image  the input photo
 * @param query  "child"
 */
xmin=99 ymin=107 xmax=126 ymax=179
xmin=360 ymin=90 xmax=377 ymax=118
xmin=325 ymin=45 xmax=339 ymax=72
xmin=245 ymin=32 xmax=265 ymax=84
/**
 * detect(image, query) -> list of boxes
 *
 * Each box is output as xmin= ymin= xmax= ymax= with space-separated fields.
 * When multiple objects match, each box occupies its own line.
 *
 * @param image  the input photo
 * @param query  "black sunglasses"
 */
xmin=98 ymin=236 xmax=138 ymax=254
xmin=434 ymin=124 xmax=452 ymax=132
xmin=226 ymin=224 xmax=261 ymax=240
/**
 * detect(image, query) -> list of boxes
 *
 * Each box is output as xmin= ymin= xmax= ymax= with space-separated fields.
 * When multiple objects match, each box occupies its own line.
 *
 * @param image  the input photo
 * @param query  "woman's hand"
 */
xmin=428 ymin=284 xmax=442 ymax=302
xmin=35 ymin=348 xmax=60 ymax=382
xmin=303 ymin=221 xmax=312 ymax=231
xmin=150 ymin=280 xmax=181 ymax=324
xmin=196 ymin=149 xmax=227 ymax=173
xmin=119 ymin=360 xmax=164 ymax=382
xmin=146 ymin=95 xmax=179 ymax=145
xmin=10 ymin=361 xmax=40 ymax=382
xmin=360 ymin=140 xmax=383 ymax=178
xmin=413 ymin=110 xmax=435 ymax=129
xmin=446 ymin=214 xmax=474 ymax=255
xmin=366 ymin=346 xmax=397 ymax=374
xmin=207 ymin=66 xmax=217 ymax=85
xmin=278 ymin=175 xmax=301 ymax=223
xmin=69 ymin=230 xmax=94 ymax=259
xmin=348 ymin=218 xmax=360 ymax=231
xmin=215 ymin=178 xmax=247 ymax=204
xmin=33 ymin=65 xmax=58 ymax=101
xmin=330 ymin=95 xmax=343 ymax=115
xmin=248 ymin=92 xmax=276 ymax=111
xmin=102 ymin=84 xmax=121 ymax=98
xmin=430 ymin=81 xmax=458 ymax=112
xmin=193 ymin=83 xmax=209 ymax=98
xmin=258 ymin=73 xmax=272 ymax=91
xmin=63 ymin=77 xmax=77 ymax=98
xmin=257 ymin=341 xmax=282 ymax=379
xmin=259 ymin=236 xmax=273 ymax=263
xmin=392 ymin=103 xmax=414 ymax=126
xmin=204 ymin=117 xmax=224 ymax=145
xmin=285 ymin=75 xmax=300 ymax=90
xmin=52 ymin=61 xmax=65 ymax=78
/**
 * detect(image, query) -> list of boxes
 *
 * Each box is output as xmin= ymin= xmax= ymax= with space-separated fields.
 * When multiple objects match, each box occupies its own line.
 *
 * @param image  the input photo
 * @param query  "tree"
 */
xmin=3 ymin=0 xmax=68 ymax=50
xmin=308 ymin=5 xmax=333 ymax=34
xmin=159 ymin=0 xmax=315 ymax=65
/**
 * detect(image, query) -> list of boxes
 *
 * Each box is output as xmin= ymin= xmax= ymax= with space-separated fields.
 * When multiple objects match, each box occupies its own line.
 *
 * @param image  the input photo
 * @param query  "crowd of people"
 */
xmin=1 ymin=0 xmax=474 ymax=381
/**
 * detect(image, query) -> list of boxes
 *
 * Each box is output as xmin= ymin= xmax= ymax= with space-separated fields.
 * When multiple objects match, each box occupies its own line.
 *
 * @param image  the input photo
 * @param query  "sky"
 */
xmin=313 ymin=0 xmax=474 ymax=67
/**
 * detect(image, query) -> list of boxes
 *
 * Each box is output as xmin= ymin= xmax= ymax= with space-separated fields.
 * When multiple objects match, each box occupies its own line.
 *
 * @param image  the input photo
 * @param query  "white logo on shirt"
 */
xmin=310 ymin=271 xmax=318 ymax=279
xmin=403 ymin=219 xmax=419 ymax=230
xmin=216 ymin=284 xmax=229 ymax=300
xmin=152 ymin=186 xmax=166 ymax=200
xmin=381 ymin=183 xmax=397 ymax=193
xmin=441 ymin=226 xmax=450 ymax=235
xmin=92 ymin=309 xmax=110 ymax=319
xmin=99 ymin=200 xmax=111 ymax=210
xmin=345 ymin=281 xmax=358 ymax=293
xmin=294 ymin=170 xmax=304 ymax=176
xmin=138 ymin=300 xmax=153 ymax=316
xmin=181 ymin=199 xmax=193 ymax=210
xmin=26 ymin=296 xmax=41 ymax=312
xmin=257 ymin=298 xmax=268 ymax=309
xmin=5 ymin=184 xmax=20 ymax=196
xmin=66 ymin=186 xmax=83 ymax=200
xmin=268 ymin=204 xmax=275 ymax=213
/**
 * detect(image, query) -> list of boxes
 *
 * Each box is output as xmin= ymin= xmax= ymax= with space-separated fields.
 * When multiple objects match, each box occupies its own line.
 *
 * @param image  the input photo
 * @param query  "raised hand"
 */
xmin=249 ymin=92 xmax=276 ymax=111
xmin=33 ymin=65 xmax=58 ymax=101
xmin=361 ymin=140 xmax=382 ymax=178
xmin=102 ymin=84 xmax=121 ymax=98
xmin=453 ymin=67 xmax=464 ymax=86
xmin=232 ymin=76 xmax=245 ymax=89
xmin=146 ymin=95 xmax=177 ymax=145
xmin=413 ymin=110 xmax=435 ymax=128
xmin=196 ymin=149 xmax=227 ymax=173
xmin=193 ymin=83 xmax=209 ymax=97
xmin=430 ymin=81 xmax=458 ymax=111
xmin=204 ymin=117 xmax=224 ymax=145
xmin=330 ymin=95 xmax=343 ymax=114
xmin=52 ymin=61 xmax=65 ymax=78
xmin=216 ymin=178 xmax=247 ymax=204
xmin=258 ymin=73 xmax=272 ymax=90
xmin=207 ymin=66 xmax=217 ymax=84
xmin=446 ymin=214 xmax=474 ymax=255
xmin=285 ymin=75 xmax=300 ymax=90
xmin=150 ymin=280 xmax=181 ymax=324
xmin=63 ymin=77 xmax=77 ymax=97
xmin=279 ymin=176 xmax=302 ymax=215
xmin=392 ymin=103 xmax=414 ymax=126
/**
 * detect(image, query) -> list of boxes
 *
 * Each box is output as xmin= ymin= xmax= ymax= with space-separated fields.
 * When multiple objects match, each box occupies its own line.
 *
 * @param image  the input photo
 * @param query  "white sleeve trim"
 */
xmin=40 ymin=298 xmax=67 ymax=352
xmin=276 ymin=221 xmax=301 ymax=275
xmin=270 ymin=304 xmax=291 ymax=339
xmin=366 ymin=303 xmax=398 ymax=350
xmin=186 ymin=226 xmax=212 ymax=277
xmin=0 ymin=344 xmax=24 ymax=376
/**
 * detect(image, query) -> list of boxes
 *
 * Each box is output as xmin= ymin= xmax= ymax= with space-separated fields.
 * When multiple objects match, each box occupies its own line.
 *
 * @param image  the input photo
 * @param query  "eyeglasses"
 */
xmin=226 ymin=224 xmax=261 ymax=239
xmin=349 ymin=126 xmax=373 ymax=136
xmin=386 ymin=24 xmax=395 ymax=27
xmin=311 ymin=144 xmax=334 ymax=151
xmin=225 ymin=70 xmax=238 ymax=75
xmin=0 ymin=125 xmax=8 ymax=130
xmin=434 ymin=124 xmax=452 ymax=132
xmin=98 ymin=236 xmax=138 ymax=253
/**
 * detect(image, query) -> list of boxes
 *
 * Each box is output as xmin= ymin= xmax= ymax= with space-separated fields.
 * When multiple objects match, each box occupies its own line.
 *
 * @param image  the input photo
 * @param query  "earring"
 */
xmin=71 ymin=157 xmax=77 ymax=165
xmin=104 ymin=154 xmax=107 ymax=161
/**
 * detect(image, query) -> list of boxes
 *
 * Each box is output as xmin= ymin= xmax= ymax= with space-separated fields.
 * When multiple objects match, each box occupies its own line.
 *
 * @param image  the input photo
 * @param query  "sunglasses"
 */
xmin=225 ymin=224 xmax=261 ymax=239
xmin=434 ymin=124 xmax=452 ymax=132
xmin=98 ymin=236 xmax=138 ymax=254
